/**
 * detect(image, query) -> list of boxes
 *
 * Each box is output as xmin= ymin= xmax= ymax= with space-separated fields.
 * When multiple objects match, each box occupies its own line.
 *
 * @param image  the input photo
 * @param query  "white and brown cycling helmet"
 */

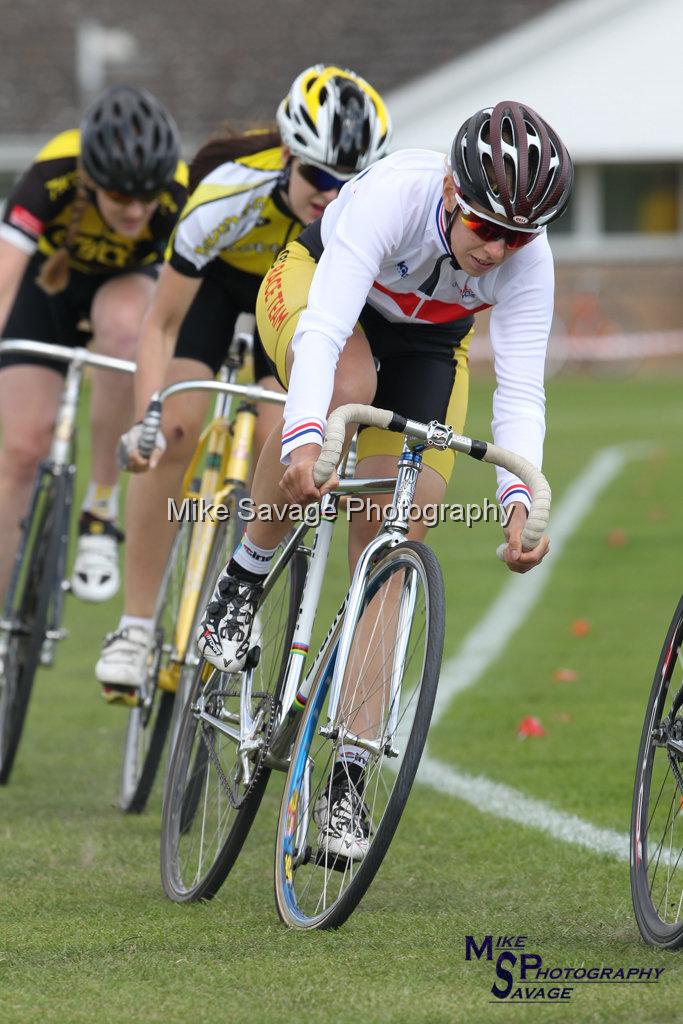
xmin=450 ymin=100 xmax=574 ymax=230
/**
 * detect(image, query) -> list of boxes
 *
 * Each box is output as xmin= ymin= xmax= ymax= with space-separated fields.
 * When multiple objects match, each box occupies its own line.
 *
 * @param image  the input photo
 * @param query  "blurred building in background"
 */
xmin=1 ymin=0 xmax=680 ymax=369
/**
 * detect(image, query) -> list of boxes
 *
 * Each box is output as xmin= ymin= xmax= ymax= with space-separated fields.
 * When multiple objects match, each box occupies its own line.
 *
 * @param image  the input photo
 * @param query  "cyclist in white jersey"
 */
xmin=197 ymin=99 xmax=573 ymax=859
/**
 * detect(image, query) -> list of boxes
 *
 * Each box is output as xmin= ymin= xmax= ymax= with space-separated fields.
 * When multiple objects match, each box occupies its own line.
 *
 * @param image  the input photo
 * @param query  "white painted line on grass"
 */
xmin=420 ymin=444 xmax=654 ymax=859
xmin=418 ymin=756 xmax=630 ymax=861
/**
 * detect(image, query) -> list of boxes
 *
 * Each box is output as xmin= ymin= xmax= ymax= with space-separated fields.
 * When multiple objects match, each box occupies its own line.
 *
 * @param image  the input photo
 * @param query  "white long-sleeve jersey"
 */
xmin=282 ymin=149 xmax=555 ymax=509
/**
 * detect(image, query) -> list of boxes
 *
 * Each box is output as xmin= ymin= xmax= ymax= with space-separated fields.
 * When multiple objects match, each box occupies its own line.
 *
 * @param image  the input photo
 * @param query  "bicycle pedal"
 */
xmin=157 ymin=663 xmax=180 ymax=693
xmin=40 ymin=639 xmax=56 ymax=667
xmin=313 ymin=846 xmax=353 ymax=874
xmin=245 ymin=645 xmax=261 ymax=670
xmin=101 ymin=684 xmax=141 ymax=708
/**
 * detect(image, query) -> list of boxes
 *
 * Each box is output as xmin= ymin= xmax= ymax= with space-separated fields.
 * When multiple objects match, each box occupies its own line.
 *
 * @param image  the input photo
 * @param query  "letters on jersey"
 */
xmin=168 ymin=148 xmax=303 ymax=280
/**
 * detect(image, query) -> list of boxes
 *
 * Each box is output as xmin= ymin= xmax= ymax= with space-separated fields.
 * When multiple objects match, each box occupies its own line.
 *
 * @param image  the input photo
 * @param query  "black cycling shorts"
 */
xmin=174 ymin=264 xmax=277 ymax=382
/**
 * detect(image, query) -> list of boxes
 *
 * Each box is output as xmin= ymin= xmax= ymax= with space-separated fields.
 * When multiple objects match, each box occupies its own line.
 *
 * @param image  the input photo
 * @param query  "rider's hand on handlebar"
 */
xmin=279 ymin=444 xmax=338 ymax=506
xmin=501 ymin=500 xmax=550 ymax=574
xmin=116 ymin=422 xmax=167 ymax=473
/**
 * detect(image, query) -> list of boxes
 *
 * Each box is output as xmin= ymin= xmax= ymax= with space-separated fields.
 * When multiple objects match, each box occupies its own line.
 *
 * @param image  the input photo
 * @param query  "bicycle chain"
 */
xmin=200 ymin=690 xmax=276 ymax=810
xmin=670 ymin=753 xmax=683 ymax=794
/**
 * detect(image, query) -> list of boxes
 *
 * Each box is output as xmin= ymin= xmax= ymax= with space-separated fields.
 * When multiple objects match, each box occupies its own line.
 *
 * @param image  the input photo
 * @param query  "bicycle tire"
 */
xmin=631 ymin=595 xmax=683 ymax=948
xmin=274 ymin=540 xmax=444 ymax=930
xmin=160 ymin=531 xmax=306 ymax=902
xmin=0 ymin=467 xmax=64 ymax=783
xmin=118 ymin=518 xmax=221 ymax=813
xmin=119 ymin=487 xmax=251 ymax=813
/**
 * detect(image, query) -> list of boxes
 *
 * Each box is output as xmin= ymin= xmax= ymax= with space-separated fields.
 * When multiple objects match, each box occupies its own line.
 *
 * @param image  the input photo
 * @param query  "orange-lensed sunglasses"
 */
xmin=455 ymin=193 xmax=538 ymax=250
xmin=103 ymin=189 xmax=163 ymax=206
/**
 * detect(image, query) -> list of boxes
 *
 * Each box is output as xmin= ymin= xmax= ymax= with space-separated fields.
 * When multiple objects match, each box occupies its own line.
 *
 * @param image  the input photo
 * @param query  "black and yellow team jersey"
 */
xmin=0 ymin=129 xmax=188 ymax=275
xmin=167 ymin=147 xmax=303 ymax=282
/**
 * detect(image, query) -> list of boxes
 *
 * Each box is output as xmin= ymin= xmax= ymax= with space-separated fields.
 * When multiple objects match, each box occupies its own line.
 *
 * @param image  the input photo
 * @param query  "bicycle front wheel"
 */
xmin=0 ymin=467 xmax=60 ymax=784
xmin=160 ymin=535 xmax=305 ymax=902
xmin=631 ymin=596 xmax=683 ymax=948
xmin=118 ymin=492 xmax=247 ymax=814
xmin=274 ymin=540 xmax=444 ymax=930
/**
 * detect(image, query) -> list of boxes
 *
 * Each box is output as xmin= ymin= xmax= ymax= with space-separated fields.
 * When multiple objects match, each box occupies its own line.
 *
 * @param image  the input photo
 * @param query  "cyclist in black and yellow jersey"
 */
xmin=0 ymin=85 xmax=187 ymax=606
xmin=97 ymin=65 xmax=391 ymax=698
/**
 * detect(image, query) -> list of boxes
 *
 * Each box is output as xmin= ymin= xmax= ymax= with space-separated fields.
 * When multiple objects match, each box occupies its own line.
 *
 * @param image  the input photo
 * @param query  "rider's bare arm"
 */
xmin=133 ymin=263 xmax=202 ymax=420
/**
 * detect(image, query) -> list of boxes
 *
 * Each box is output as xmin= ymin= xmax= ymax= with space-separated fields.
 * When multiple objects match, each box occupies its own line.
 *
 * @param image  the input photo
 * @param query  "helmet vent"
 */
xmin=527 ymin=146 xmax=541 ymax=193
xmin=482 ymin=153 xmax=497 ymax=194
xmin=300 ymin=107 xmax=318 ymax=135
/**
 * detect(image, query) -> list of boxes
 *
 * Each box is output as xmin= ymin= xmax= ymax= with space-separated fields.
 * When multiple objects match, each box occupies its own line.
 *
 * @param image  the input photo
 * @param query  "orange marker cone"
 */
xmin=517 ymin=716 xmax=546 ymax=739
xmin=554 ymin=668 xmax=578 ymax=683
xmin=571 ymin=619 xmax=590 ymax=637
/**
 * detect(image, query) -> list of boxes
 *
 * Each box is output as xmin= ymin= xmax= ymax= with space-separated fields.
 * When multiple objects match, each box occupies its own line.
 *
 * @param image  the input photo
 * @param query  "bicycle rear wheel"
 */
xmin=631 ymin=596 xmax=683 ymax=948
xmin=274 ymin=540 xmax=444 ymax=929
xmin=0 ymin=467 xmax=62 ymax=783
xmin=160 ymin=535 xmax=306 ymax=902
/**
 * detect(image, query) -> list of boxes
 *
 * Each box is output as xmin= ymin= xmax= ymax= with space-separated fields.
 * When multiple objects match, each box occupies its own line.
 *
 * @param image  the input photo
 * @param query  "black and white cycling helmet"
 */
xmin=276 ymin=64 xmax=392 ymax=180
xmin=81 ymin=85 xmax=180 ymax=194
xmin=450 ymin=100 xmax=573 ymax=229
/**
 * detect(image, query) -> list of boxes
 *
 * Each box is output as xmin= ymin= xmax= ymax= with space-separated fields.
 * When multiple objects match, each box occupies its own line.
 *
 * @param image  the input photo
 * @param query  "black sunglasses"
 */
xmin=297 ymin=163 xmax=346 ymax=193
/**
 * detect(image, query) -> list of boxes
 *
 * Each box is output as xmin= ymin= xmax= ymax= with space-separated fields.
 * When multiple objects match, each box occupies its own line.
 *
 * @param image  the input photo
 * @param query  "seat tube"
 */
xmin=49 ymin=360 xmax=82 ymax=469
xmin=224 ymin=404 xmax=256 ymax=484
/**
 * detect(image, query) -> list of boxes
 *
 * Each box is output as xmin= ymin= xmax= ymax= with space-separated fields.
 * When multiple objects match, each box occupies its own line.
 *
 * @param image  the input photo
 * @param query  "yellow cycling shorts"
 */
xmin=256 ymin=240 xmax=472 ymax=484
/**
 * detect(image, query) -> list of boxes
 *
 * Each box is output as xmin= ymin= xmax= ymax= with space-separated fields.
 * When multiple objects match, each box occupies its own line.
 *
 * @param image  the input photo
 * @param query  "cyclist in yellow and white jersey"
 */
xmin=96 ymin=65 xmax=391 ymax=699
xmin=0 ymin=85 xmax=187 ymax=605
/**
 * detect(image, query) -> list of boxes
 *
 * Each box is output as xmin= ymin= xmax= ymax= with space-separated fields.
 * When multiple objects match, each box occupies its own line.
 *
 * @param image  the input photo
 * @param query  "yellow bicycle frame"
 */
xmin=156 ymin=403 xmax=256 ymax=693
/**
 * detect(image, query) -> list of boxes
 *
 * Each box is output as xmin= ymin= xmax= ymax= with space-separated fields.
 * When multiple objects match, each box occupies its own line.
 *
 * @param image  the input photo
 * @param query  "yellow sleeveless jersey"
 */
xmin=167 ymin=147 xmax=303 ymax=280
xmin=0 ymin=130 xmax=188 ymax=274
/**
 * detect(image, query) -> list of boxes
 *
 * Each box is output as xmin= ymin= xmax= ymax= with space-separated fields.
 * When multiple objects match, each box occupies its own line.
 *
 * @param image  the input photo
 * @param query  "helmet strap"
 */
xmin=443 ymin=205 xmax=461 ymax=268
xmin=277 ymin=157 xmax=293 ymax=195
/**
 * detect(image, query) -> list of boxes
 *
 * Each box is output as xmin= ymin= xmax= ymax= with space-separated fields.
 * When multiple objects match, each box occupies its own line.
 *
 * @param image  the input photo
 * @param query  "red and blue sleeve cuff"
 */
xmin=498 ymin=482 xmax=531 ymax=511
xmin=281 ymin=418 xmax=326 ymax=462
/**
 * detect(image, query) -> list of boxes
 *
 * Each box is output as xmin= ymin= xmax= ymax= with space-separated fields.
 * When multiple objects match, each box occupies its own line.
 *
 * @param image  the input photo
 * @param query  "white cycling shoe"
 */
xmin=196 ymin=571 xmax=263 ymax=673
xmin=95 ymin=625 xmax=152 ymax=706
xmin=313 ymin=780 xmax=371 ymax=863
xmin=70 ymin=512 xmax=123 ymax=603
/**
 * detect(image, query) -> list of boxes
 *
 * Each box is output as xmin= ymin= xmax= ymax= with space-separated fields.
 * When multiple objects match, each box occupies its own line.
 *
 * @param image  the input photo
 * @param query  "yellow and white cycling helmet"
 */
xmin=276 ymin=64 xmax=392 ymax=180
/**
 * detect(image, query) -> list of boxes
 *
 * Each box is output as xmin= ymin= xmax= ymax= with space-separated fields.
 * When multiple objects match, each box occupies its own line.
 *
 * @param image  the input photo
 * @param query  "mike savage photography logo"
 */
xmin=465 ymin=934 xmax=664 ymax=1005
xmin=167 ymin=496 xmax=507 ymax=529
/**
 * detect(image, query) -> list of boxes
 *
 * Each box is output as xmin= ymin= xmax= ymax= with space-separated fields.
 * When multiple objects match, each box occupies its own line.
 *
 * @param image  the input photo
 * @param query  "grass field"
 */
xmin=2 ymin=371 xmax=683 ymax=1024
